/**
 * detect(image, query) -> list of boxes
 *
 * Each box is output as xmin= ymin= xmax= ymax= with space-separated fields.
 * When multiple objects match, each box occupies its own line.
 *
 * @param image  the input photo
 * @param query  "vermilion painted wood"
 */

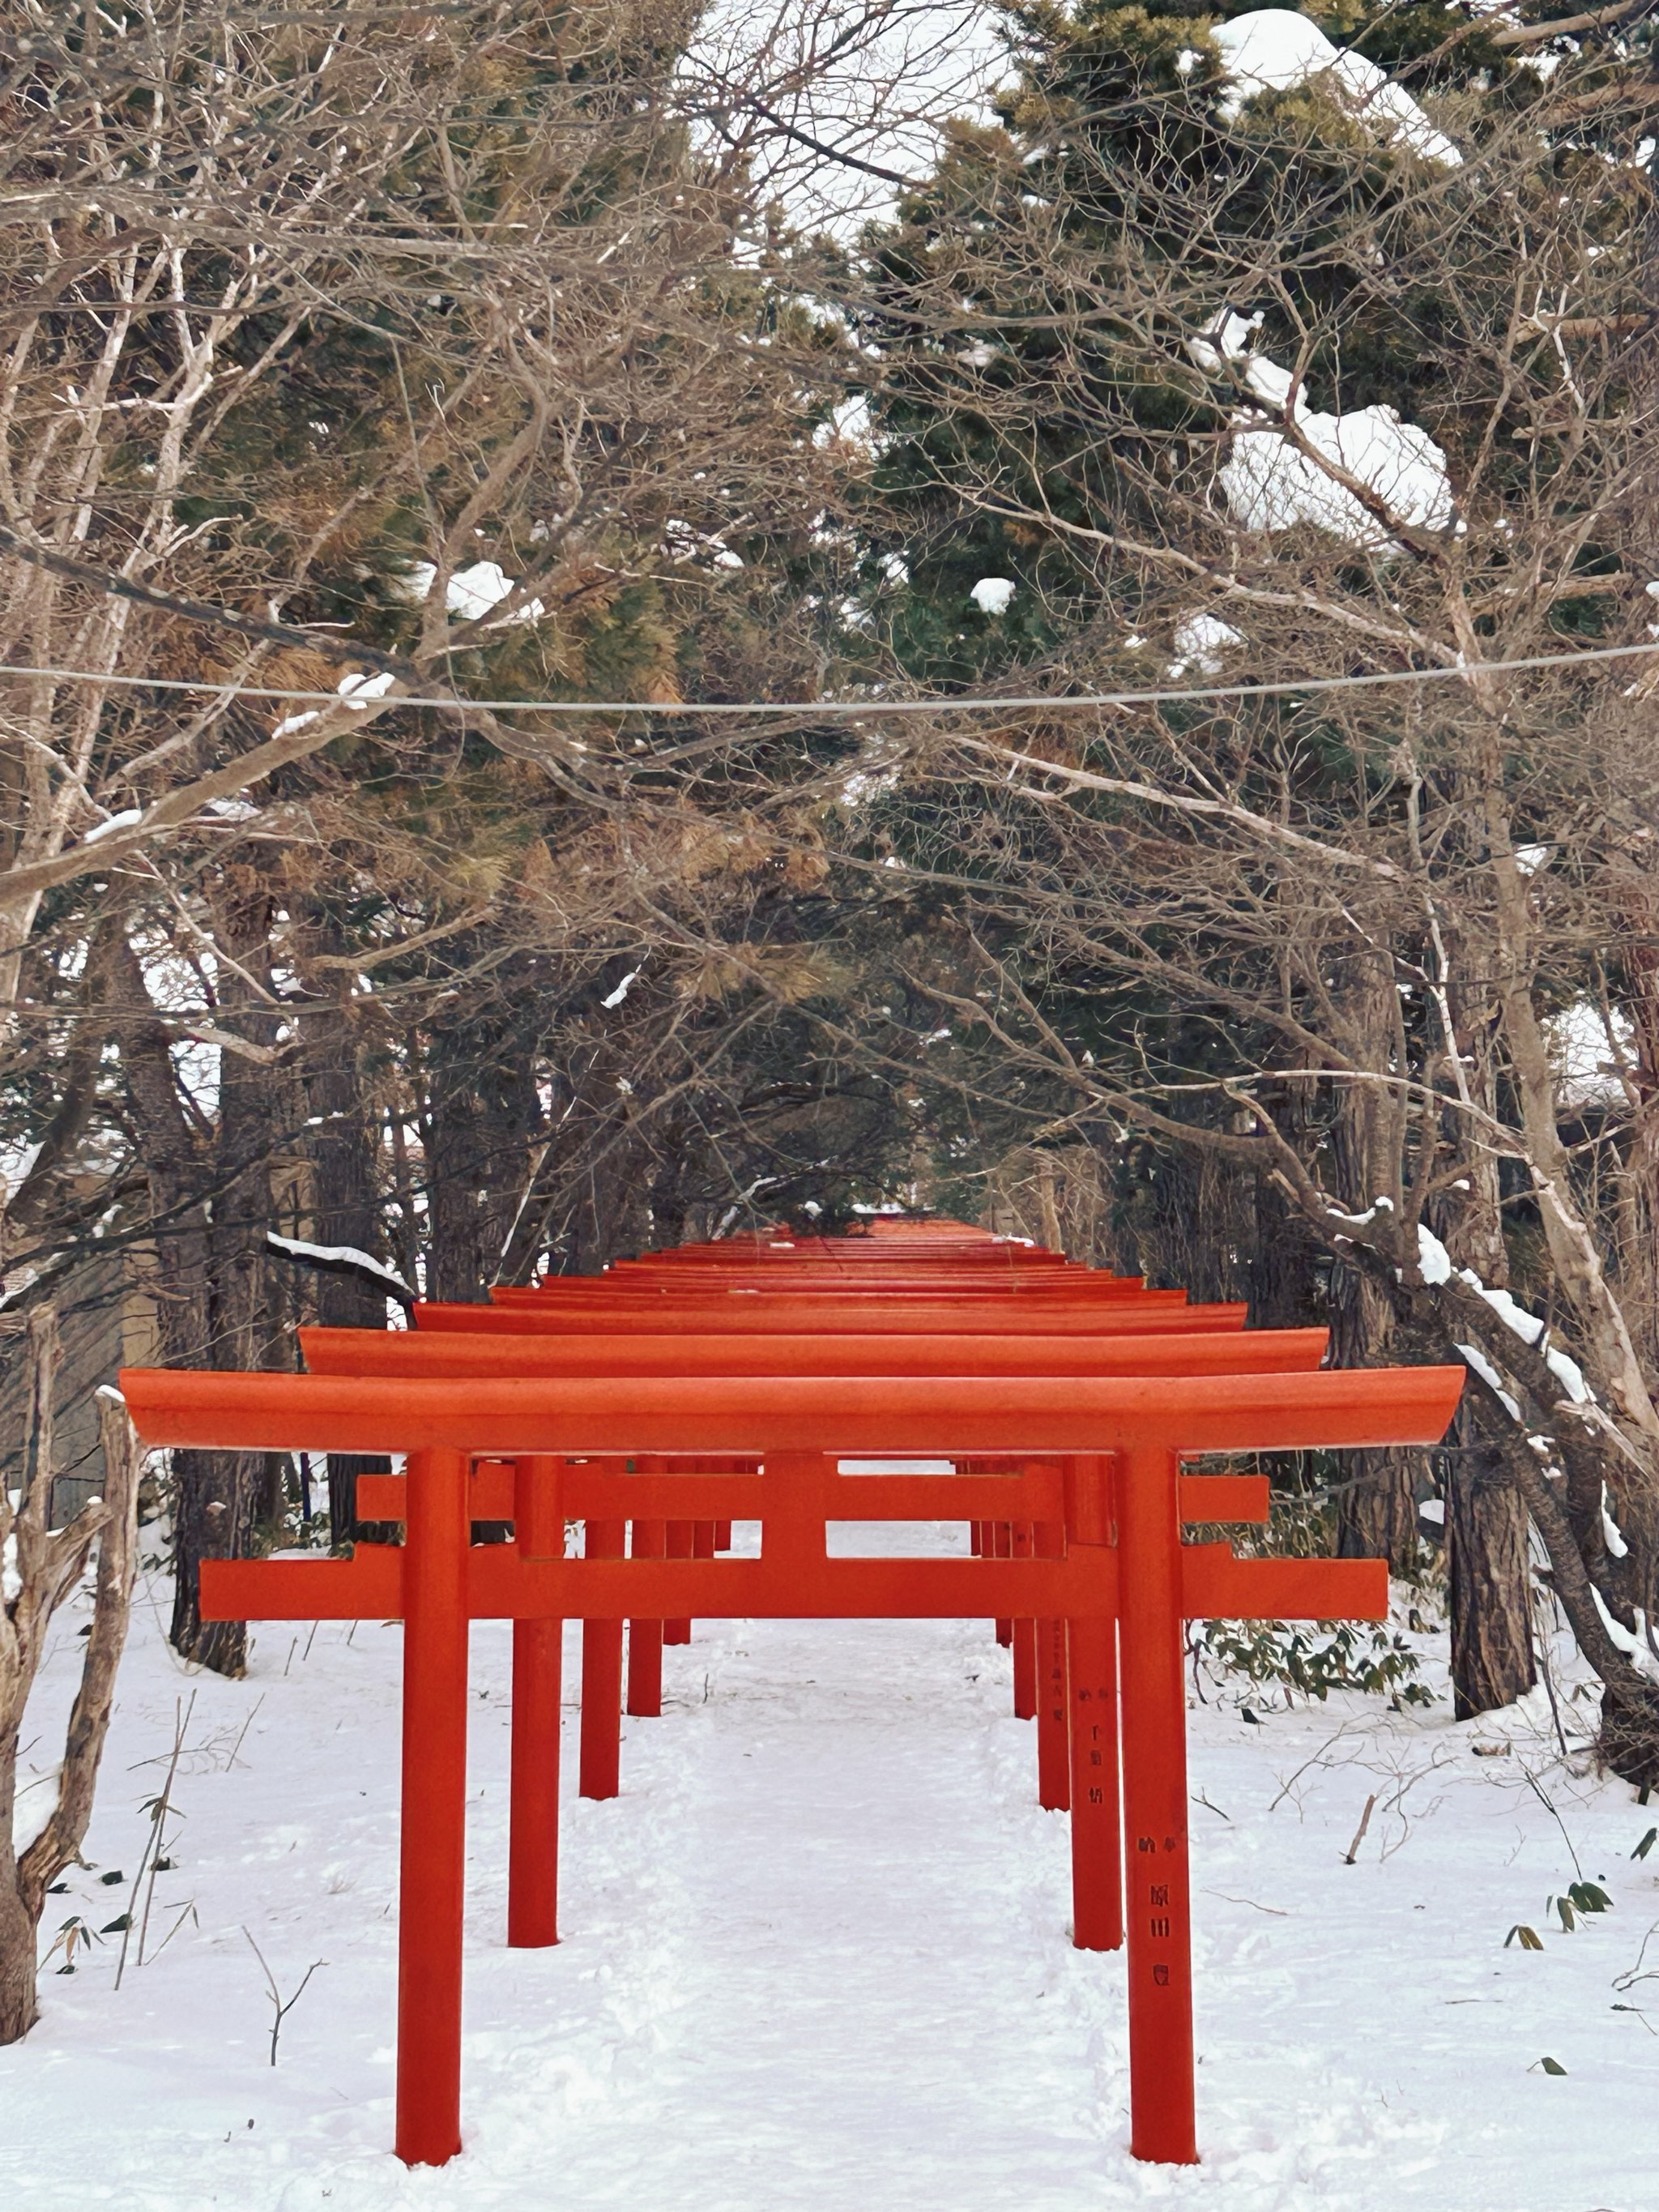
xmin=508 ymin=1457 xmax=562 ymax=1949
xmin=1012 ymin=1522 xmax=1037 ymax=1720
xmin=596 ymin=1249 xmax=1080 ymax=1264
xmin=117 ymin=1364 xmax=1466 ymax=1458
xmin=395 ymin=1448 xmax=468 ymax=2167
xmin=496 ymin=1249 xmax=1111 ymax=1280
xmin=1067 ymin=1614 xmax=1122 ymax=1949
xmin=617 ymin=1236 xmax=1067 ymax=1253
xmin=299 ymin=1326 xmax=1331 ymax=1379
xmin=1035 ymin=1518 xmax=1070 ymax=1813
xmin=352 ymin=1465 xmax=1269 ymax=1535
xmin=127 ymin=1219 xmax=1465 ymax=2179
xmin=170 ymin=1448 xmax=1411 ymax=2172
xmin=627 ymin=1516 xmax=666 ymax=1718
xmin=1117 ymin=1445 xmax=1197 ymax=2164
xmin=196 ymin=1539 xmax=1380 ymax=1624
xmin=596 ymin=1281 xmax=1093 ymax=1295
xmin=411 ymin=1299 xmax=1249 ymax=1336
xmin=663 ymin=1518 xmax=693 ymax=1643
xmin=578 ymin=1518 xmax=625 ymax=1800
xmin=544 ymin=1258 xmax=1093 ymax=1281
xmin=484 ymin=1285 xmax=1196 ymax=1310
xmin=395 ymin=1247 xmax=1256 ymax=1849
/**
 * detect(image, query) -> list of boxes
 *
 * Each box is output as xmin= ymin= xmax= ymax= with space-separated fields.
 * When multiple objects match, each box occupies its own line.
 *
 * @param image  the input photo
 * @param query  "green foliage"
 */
xmin=1550 ymin=1887 xmax=1606 ymax=1932
xmin=1195 ymin=1615 xmax=1434 ymax=1705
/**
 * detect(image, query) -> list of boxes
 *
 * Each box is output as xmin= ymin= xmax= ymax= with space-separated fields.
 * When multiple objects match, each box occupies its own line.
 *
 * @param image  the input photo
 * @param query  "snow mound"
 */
xmin=1213 ymin=10 xmax=1463 ymax=168
xmin=335 ymin=669 xmax=395 ymax=707
xmin=970 ymin=577 xmax=1016 ymax=616
xmin=1192 ymin=309 xmax=1456 ymax=544
xmin=82 ymin=807 xmax=142 ymax=845
xmin=1170 ymin=610 xmax=1244 ymax=676
xmin=266 ymin=1230 xmax=413 ymax=1301
xmin=396 ymin=558 xmax=544 ymax=625
xmin=1225 ymin=401 xmax=1453 ymax=539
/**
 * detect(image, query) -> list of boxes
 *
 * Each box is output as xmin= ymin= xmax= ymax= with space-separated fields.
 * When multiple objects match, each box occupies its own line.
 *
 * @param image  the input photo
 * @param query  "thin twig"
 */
xmin=1344 ymin=1791 xmax=1379 ymax=1865
xmin=1525 ymin=1767 xmax=1585 ymax=1882
xmin=115 ymin=1689 xmax=194 ymax=1989
xmin=241 ymin=1929 xmax=326 ymax=2067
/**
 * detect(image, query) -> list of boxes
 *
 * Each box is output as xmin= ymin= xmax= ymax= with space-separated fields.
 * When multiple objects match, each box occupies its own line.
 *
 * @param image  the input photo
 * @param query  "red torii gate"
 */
xmin=301 ymin=1315 xmax=1332 ymax=1919
xmin=305 ymin=1309 xmax=1336 ymax=1831
xmin=408 ymin=1236 xmax=1268 ymax=1787
xmin=122 ymin=1353 xmax=1462 ymax=2171
xmin=390 ymin=1275 xmax=1287 ymax=1795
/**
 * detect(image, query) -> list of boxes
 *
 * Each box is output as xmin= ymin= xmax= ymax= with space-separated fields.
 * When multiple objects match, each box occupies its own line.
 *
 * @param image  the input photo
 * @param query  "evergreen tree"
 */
xmin=840 ymin=0 xmax=1659 ymax=1753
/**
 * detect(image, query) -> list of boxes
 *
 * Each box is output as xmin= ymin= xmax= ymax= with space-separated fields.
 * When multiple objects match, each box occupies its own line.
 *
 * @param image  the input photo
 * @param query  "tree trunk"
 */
xmin=1328 ymin=1266 xmax=1422 ymax=1574
xmin=426 ymin=1018 xmax=494 ymax=1301
xmin=1447 ymin=1445 xmax=1537 ymax=1719
xmin=0 ymin=1798 xmax=37 ymax=2043
xmin=169 ymin=876 xmax=288 ymax=1672
xmin=1320 ymin=965 xmax=1425 ymax=1574
xmin=1334 ymin=1448 xmax=1421 ymax=1572
xmin=426 ymin=1006 xmax=545 ymax=1298
xmin=298 ymin=933 xmax=392 ymax=1542
xmin=2 ymin=1338 xmax=141 ymax=2044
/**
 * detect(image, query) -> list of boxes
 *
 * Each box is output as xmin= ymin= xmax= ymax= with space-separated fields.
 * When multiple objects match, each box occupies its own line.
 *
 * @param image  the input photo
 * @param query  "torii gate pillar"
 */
xmin=399 ymin=1448 xmax=469 ymax=2167
xmin=1118 ymin=1444 xmax=1196 ymax=2163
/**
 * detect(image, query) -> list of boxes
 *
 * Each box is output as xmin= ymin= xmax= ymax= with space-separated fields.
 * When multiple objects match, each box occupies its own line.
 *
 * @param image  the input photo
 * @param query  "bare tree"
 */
xmin=1 ymin=1314 xmax=140 ymax=2042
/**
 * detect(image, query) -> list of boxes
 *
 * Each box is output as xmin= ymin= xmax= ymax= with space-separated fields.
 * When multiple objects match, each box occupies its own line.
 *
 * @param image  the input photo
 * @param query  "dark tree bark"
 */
xmin=1322 ymin=965 xmax=1424 ymax=1574
xmin=426 ymin=1020 xmax=492 ymax=1302
xmin=1431 ymin=1010 xmax=1551 ymax=1708
xmin=297 ymin=930 xmax=392 ymax=1542
xmin=1333 ymin=1450 xmax=1422 ymax=1573
xmin=2 ymin=1330 xmax=141 ymax=2044
xmin=1447 ymin=1444 xmax=1537 ymax=1719
xmin=425 ymin=998 xmax=546 ymax=1299
xmin=112 ymin=934 xmax=224 ymax=1657
xmin=116 ymin=882 xmax=292 ymax=1676
xmin=168 ymin=877 xmax=290 ymax=1672
xmin=0 ymin=920 xmax=120 ymax=1270
xmin=1327 ymin=1258 xmax=1421 ymax=1574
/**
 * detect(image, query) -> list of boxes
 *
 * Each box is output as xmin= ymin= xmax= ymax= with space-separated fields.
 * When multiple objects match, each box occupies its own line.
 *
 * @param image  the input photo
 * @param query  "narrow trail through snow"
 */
xmin=3 ymin=1528 xmax=1655 ymax=2210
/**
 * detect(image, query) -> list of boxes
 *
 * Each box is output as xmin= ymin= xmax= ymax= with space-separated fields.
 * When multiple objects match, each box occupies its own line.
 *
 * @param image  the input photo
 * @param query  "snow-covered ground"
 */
xmin=5 ymin=1527 xmax=1656 ymax=2212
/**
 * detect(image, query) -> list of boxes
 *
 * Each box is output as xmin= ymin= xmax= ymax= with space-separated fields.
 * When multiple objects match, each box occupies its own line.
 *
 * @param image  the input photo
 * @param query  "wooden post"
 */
xmin=1065 ymin=1456 xmax=1121 ymax=1951
xmin=663 ymin=1519 xmax=693 ymax=1643
xmin=578 ymin=1517 xmax=625 ymax=1800
xmin=1117 ymin=1444 xmax=1197 ymax=2164
xmin=395 ymin=1447 xmax=469 ymax=2166
xmin=509 ymin=1456 xmax=563 ymax=1949
xmin=1034 ymin=1514 xmax=1070 ymax=1812
xmin=627 ymin=1518 xmax=666 ymax=1717
xmin=1012 ymin=1522 xmax=1036 ymax=1719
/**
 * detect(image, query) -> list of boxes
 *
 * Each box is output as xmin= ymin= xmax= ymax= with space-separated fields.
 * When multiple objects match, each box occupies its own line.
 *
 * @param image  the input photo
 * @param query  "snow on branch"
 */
xmin=265 ymin=1232 xmax=413 ymax=1307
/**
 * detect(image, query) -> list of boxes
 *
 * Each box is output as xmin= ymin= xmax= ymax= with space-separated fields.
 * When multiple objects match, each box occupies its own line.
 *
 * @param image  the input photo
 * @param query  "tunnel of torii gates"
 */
xmin=119 ymin=1218 xmax=1464 ymax=2171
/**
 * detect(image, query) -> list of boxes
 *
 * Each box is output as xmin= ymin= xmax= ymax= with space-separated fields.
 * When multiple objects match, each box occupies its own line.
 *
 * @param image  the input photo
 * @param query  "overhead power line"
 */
xmin=3 ymin=632 xmax=1659 ymax=717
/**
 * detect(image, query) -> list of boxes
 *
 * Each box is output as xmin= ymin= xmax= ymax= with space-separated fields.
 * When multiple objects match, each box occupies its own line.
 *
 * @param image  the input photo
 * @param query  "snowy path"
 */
xmin=4 ymin=1530 xmax=1656 ymax=2210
